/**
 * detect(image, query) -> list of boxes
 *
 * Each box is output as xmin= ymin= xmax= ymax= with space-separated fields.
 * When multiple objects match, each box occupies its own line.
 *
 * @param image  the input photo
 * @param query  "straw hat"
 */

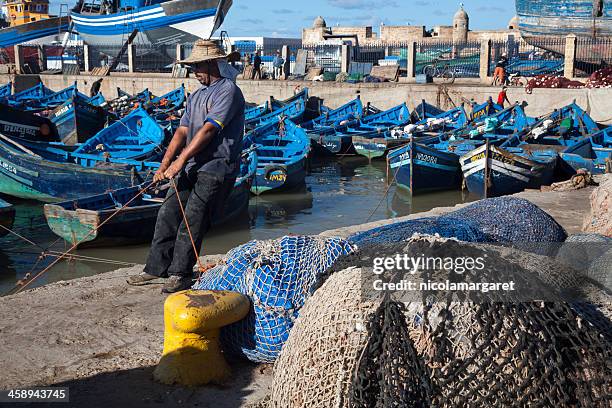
xmin=179 ymin=39 xmax=240 ymax=65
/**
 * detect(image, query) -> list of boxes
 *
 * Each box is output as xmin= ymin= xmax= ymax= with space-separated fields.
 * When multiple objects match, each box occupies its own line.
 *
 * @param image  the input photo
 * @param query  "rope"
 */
xmin=169 ymin=177 xmax=206 ymax=277
xmin=363 ymin=150 xmax=404 ymax=224
xmin=6 ymin=180 xmax=157 ymax=296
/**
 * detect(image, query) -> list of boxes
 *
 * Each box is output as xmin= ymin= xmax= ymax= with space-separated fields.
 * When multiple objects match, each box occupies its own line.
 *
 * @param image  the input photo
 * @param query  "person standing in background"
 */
xmin=272 ymin=51 xmax=284 ymax=80
xmin=253 ymin=51 xmax=262 ymax=80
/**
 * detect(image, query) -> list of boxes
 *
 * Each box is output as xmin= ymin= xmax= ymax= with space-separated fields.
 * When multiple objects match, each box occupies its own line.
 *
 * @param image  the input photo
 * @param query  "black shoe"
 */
xmin=127 ymin=272 xmax=165 ymax=286
xmin=161 ymin=275 xmax=193 ymax=293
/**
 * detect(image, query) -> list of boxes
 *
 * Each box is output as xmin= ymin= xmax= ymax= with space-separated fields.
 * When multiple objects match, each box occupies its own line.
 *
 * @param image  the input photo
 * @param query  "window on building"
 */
xmin=25 ymin=4 xmax=29 ymax=11
xmin=31 ymin=17 xmax=35 ymax=21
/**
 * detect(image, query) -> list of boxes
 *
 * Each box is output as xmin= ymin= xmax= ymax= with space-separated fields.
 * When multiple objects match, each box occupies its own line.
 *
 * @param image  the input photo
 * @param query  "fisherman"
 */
xmin=272 ymin=51 xmax=284 ymax=80
xmin=253 ymin=51 xmax=262 ymax=80
xmin=127 ymin=40 xmax=245 ymax=293
xmin=497 ymin=86 xmax=510 ymax=107
xmin=492 ymin=53 xmax=508 ymax=86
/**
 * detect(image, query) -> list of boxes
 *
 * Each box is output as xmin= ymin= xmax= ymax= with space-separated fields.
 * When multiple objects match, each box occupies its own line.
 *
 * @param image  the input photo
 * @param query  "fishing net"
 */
xmin=270 ymin=235 xmax=612 ymax=408
xmin=348 ymin=197 xmax=567 ymax=252
xmin=583 ymin=174 xmax=612 ymax=237
xmin=588 ymin=248 xmax=612 ymax=291
xmin=193 ymin=235 xmax=355 ymax=363
xmin=556 ymin=233 xmax=612 ymax=276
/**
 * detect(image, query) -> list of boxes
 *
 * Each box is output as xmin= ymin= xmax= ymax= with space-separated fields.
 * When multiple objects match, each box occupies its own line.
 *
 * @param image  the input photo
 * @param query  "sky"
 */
xmin=51 ymin=0 xmax=516 ymax=38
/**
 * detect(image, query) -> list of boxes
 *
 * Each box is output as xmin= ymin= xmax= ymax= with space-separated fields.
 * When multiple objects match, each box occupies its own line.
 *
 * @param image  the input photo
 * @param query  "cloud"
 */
xmin=240 ymin=18 xmax=263 ymax=24
xmin=328 ymin=0 xmax=398 ymax=9
xmin=272 ymin=9 xmax=295 ymax=14
xmin=476 ymin=6 xmax=507 ymax=13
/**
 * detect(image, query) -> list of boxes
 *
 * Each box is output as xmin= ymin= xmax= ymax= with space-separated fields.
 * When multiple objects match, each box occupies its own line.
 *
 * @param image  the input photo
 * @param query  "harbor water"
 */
xmin=0 ymin=157 xmax=477 ymax=293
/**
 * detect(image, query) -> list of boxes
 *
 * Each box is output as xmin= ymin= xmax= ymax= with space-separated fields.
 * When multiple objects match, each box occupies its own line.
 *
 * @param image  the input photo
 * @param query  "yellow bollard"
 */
xmin=153 ymin=289 xmax=250 ymax=386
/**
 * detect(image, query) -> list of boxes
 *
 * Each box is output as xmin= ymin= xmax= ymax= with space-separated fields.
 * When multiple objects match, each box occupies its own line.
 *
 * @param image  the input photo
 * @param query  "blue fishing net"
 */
xmin=348 ymin=197 xmax=567 ymax=249
xmin=440 ymin=197 xmax=567 ymax=243
xmin=193 ymin=235 xmax=355 ymax=363
xmin=348 ymin=217 xmax=487 ymax=248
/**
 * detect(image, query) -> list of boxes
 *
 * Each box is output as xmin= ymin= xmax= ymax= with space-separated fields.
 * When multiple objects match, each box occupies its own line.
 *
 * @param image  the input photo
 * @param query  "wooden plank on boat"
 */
xmin=369 ymin=65 xmax=399 ymax=82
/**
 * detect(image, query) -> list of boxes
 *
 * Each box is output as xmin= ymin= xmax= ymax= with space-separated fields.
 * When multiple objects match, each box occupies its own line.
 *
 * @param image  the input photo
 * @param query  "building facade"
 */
xmin=302 ymin=5 xmax=521 ymax=45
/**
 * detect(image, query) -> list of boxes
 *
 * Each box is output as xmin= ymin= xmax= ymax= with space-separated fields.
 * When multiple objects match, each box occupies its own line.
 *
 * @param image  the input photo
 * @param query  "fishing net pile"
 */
xmin=525 ymin=74 xmax=585 ymax=93
xmin=583 ymin=174 xmax=612 ymax=237
xmin=270 ymin=235 xmax=612 ymax=408
xmin=349 ymin=197 xmax=567 ymax=253
xmin=585 ymin=67 xmax=612 ymax=89
xmin=193 ymin=235 xmax=355 ymax=363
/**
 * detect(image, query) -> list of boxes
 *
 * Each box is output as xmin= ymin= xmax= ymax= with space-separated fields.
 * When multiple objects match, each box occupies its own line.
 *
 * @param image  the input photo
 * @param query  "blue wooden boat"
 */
xmin=307 ymin=103 xmax=411 ymax=157
xmin=87 ymin=92 xmax=107 ymax=107
xmin=470 ymin=99 xmax=503 ymax=121
xmin=302 ymin=97 xmax=364 ymax=131
xmin=245 ymin=96 xmax=307 ymax=131
xmin=0 ymin=83 xmax=11 ymax=98
xmin=410 ymin=100 xmax=444 ymax=123
xmin=1 ymin=83 xmax=53 ymax=105
xmin=305 ymin=98 xmax=364 ymax=155
xmin=388 ymin=104 xmax=530 ymax=194
xmin=72 ymin=108 xmax=166 ymax=161
xmin=117 ymin=87 xmax=153 ymax=102
xmin=0 ymin=136 xmax=159 ymax=202
xmin=246 ymin=102 xmax=270 ymax=121
xmin=21 ymin=83 xmax=88 ymax=112
xmin=144 ymin=85 xmax=186 ymax=113
xmin=353 ymin=104 xmax=446 ymax=160
xmin=560 ymin=128 xmax=612 ymax=174
xmin=48 ymin=94 xmax=115 ymax=145
xmin=0 ymin=198 xmax=15 ymax=238
xmin=0 ymin=102 xmax=59 ymax=142
xmin=512 ymin=102 xmax=599 ymax=148
xmin=246 ymin=118 xmax=310 ymax=195
xmin=43 ymin=148 xmax=257 ymax=248
xmin=271 ymin=87 xmax=309 ymax=107
xmin=460 ymin=141 xmax=558 ymax=198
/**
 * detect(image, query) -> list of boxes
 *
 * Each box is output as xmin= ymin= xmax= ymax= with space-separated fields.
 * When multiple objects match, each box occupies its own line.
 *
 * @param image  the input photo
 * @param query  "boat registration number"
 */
xmin=54 ymin=104 xmax=73 ymax=118
xmin=267 ymin=172 xmax=287 ymax=182
xmin=0 ymin=160 xmax=18 ymax=175
xmin=415 ymin=153 xmax=437 ymax=164
xmin=1 ymin=123 xmax=37 ymax=136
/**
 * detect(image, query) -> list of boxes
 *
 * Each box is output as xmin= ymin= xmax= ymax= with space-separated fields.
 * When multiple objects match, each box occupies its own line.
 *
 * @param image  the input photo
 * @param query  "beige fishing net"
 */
xmin=270 ymin=235 xmax=612 ymax=408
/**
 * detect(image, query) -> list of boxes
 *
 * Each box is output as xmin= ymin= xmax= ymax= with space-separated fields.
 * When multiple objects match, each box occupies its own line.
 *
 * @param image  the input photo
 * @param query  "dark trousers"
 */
xmin=253 ymin=66 xmax=262 ymax=80
xmin=144 ymin=170 xmax=231 ymax=277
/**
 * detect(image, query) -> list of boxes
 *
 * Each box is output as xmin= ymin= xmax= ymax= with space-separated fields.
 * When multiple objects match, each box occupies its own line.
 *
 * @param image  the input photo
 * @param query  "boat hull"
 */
xmin=353 ymin=135 xmax=409 ymax=160
xmin=308 ymin=133 xmax=355 ymax=156
xmin=388 ymin=142 xmax=462 ymax=194
xmin=0 ymin=103 xmax=60 ymax=142
xmin=72 ymin=0 xmax=231 ymax=53
xmin=0 ymin=17 xmax=70 ymax=48
xmin=251 ymin=160 xmax=306 ymax=195
xmin=44 ymin=180 xmax=251 ymax=248
xmin=516 ymin=0 xmax=612 ymax=38
xmin=0 ymin=140 xmax=154 ymax=202
xmin=460 ymin=144 xmax=556 ymax=198
xmin=50 ymin=97 xmax=111 ymax=145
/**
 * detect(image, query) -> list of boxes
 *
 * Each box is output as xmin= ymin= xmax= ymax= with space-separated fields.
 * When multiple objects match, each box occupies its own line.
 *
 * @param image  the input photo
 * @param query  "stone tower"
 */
xmin=453 ymin=3 xmax=469 ymax=43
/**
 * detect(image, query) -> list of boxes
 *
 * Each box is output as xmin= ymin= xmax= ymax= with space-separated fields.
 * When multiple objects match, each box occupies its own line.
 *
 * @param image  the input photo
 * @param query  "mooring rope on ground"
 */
xmin=6 ymin=180 xmax=157 ymax=296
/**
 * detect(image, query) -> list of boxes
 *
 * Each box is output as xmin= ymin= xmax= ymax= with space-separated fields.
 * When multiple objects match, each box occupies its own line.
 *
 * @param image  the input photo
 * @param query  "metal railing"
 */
xmin=416 ymin=40 xmax=481 ymax=78
xmin=489 ymin=37 xmax=565 ymax=77
xmin=575 ymin=37 xmax=612 ymax=77
xmin=302 ymin=44 xmax=342 ymax=74
xmin=133 ymin=44 xmax=177 ymax=73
